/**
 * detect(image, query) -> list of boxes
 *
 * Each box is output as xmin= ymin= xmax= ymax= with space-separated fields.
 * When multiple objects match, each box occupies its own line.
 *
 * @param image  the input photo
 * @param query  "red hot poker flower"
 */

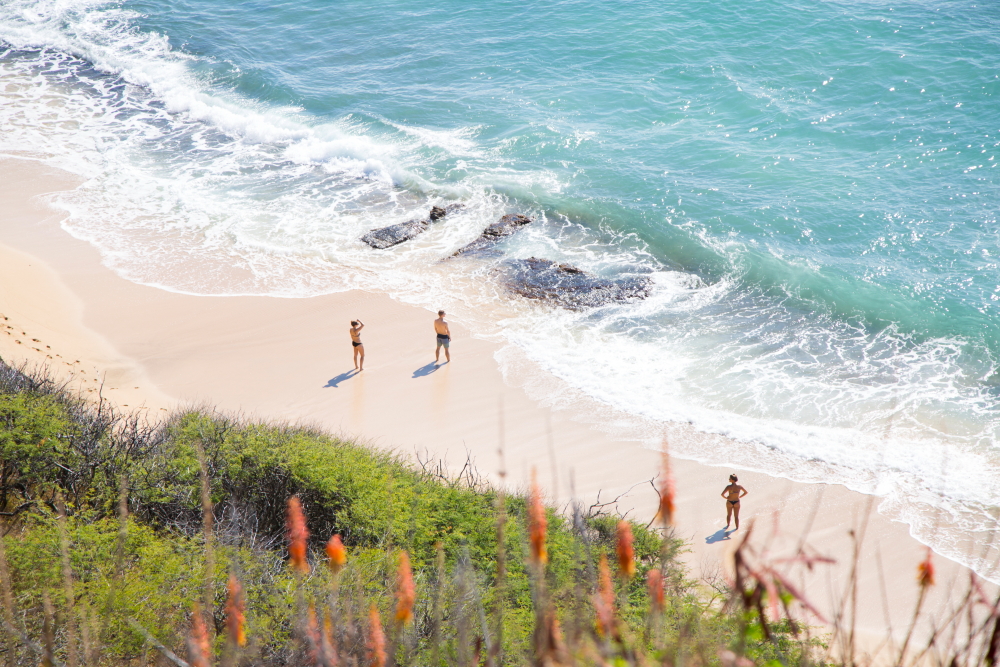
xmin=528 ymin=475 xmax=548 ymax=565
xmin=286 ymin=496 xmax=310 ymax=574
xmin=188 ymin=606 xmax=212 ymax=667
xmin=917 ymin=548 xmax=935 ymax=588
xmin=326 ymin=534 xmax=347 ymax=575
xmin=367 ymin=605 xmax=387 ymax=667
xmin=615 ymin=520 xmax=636 ymax=578
xmin=656 ymin=450 xmax=676 ymax=527
xmin=594 ymin=555 xmax=616 ymax=637
xmin=394 ymin=551 xmax=415 ymax=625
xmin=225 ymin=574 xmax=247 ymax=647
xmin=646 ymin=568 xmax=665 ymax=612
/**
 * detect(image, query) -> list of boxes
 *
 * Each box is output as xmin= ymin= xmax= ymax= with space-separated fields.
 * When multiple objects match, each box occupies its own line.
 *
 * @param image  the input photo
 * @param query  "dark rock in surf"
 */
xmin=450 ymin=214 xmax=532 ymax=257
xmin=360 ymin=218 xmax=429 ymax=249
xmin=495 ymin=257 xmax=652 ymax=309
xmin=360 ymin=203 xmax=465 ymax=249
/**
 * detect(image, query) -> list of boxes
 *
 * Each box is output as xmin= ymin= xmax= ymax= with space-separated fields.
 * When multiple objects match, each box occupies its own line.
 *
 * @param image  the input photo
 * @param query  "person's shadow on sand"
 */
xmin=705 ymin=528 xmax=732 ymax=544
xmin=324 ymin=369 xmax=360 ymax=388
xmin=412 ymin=361 xmax=446 ymax=378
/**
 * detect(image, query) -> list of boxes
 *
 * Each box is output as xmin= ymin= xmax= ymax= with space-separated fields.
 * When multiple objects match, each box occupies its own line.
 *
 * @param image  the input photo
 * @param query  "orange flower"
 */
xmin=367 ymin=605 xmax=387 ymax=667
xmin=646 ymin=568 xmax=665 ymax=612
xmin=594 ymin=555 xmax=615 ymax=637
xmin=225 ymin=574 xmax=246 ymax=647
xmin=322 ymin=611 xmax=338 ymax=667
xmin=528 ymin=474 xmax=547 ymax=565
xmin=394 ymin=551 xmax=415 ymax=625
xmin=286 ymin=496 xmax=310 ymax=574
xmin=615 ymin=521 xmax=635 ymax=578
xmin=917 ymin=548 xmax=935 ymax=588
xmin=655 ymin=450 xmax=676 ymax=527
xmin=307 ymin=604 xmax=321 ymax=664
xmin=188 ymin=605 xmax=212 ymax=667
xmin=326 ymin=534 xmax=347 ymax=575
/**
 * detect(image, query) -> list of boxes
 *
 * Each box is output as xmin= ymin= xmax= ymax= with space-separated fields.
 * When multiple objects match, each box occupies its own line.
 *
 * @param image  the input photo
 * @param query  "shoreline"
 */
xmin=1 ymin=154 xmax=994 ymax=653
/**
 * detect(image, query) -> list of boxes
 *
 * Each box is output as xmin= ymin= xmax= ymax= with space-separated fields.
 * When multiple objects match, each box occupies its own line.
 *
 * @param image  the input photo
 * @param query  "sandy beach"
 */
xmin=0 ymin=154 xmax=993 ymax=657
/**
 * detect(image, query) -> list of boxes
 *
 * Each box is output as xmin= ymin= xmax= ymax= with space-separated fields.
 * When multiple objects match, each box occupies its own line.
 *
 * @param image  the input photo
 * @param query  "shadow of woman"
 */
xmin=324 ymin=369 xmax=360 ymax=388
xmin=705 ymin=528 xmax=732 ymax=544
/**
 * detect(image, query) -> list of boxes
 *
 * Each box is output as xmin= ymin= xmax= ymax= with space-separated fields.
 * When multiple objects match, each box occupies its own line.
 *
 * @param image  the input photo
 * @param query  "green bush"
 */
xmin=0 ymin=359 xmax=820 ymax=667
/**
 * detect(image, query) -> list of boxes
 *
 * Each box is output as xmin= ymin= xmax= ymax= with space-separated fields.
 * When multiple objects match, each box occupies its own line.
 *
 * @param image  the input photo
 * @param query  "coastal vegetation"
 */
xmin=1 ymin=358 xmax=998 ymax=667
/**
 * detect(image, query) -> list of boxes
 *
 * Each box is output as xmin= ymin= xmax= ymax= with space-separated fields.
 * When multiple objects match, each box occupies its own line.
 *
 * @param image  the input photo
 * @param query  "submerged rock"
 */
xmin=496 ymin=257 xmax=652 ymax=309
xmin=360 ymin=203 xmax=465 ymax=249
xmin=450 ymin=214 xmax=532 ymax=257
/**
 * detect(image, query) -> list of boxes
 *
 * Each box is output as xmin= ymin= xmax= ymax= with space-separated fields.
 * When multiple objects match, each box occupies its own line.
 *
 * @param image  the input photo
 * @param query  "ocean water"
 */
xmin=2 ymin=0 xmax=999 ymax=577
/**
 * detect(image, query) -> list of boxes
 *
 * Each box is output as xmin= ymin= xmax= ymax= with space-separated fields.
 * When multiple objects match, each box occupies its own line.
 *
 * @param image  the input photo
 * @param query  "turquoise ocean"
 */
xmin=1 ymin=0 xmax=999 ymax=577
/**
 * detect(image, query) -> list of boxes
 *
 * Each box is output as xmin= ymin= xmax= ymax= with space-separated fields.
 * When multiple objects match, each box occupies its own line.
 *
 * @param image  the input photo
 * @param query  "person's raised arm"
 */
xmin=356 ymin=319 xmax=364 ymax=331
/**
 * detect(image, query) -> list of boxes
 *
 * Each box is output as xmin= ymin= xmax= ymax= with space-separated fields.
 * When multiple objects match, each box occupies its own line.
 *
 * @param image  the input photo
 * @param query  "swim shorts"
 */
xmin=436 ymin=334 xmax=450 ymax=349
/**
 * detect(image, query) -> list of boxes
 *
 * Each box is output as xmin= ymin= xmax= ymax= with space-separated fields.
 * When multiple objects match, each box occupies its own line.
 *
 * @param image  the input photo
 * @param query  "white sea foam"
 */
xmin=2 ymin=0 xmax=1000 ymax=582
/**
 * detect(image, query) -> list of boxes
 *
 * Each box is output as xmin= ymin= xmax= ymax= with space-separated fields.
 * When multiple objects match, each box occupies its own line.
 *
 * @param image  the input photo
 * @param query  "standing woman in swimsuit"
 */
xmin=350 ymin=319 xmax=365 ymax=371
xmin=722 ymin=474 xmax=748 ymax=530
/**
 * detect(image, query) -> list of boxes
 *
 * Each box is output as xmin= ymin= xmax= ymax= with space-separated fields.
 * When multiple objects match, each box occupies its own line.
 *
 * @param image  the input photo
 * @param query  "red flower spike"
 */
xmin=367 ymin=606 xmax=387 ymax=667
xmin=225 ymin=574 xmax=247 ymax=647
xmin=286 ymin=496 xmax=310 ymax=574
xmin=917 ymin=547 xmax=935 ymax=588
xmin=394 ymin=551 xmax=415 ymax=625
xmin=528 ymin=473 xmax=548 ymax=565
xmin=594 ymin=555 xmax=615 ymax=637
xmin=647 ymin=568 xmax=665 ymax=612
xmin=188 ymin=606 xmax=212 ymax=667
xmin=326 ymin=534 xmax=347 ymax=574
xmin=615 ymin=520 xmax=636 ymax=578
xmin=656 ymin=449 xmax=676 ymax=527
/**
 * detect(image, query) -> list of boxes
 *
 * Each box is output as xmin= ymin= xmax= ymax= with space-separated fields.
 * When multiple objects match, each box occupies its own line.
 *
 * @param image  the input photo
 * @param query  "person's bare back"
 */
xmin=434 ymin=310 xmax=451 ymax=363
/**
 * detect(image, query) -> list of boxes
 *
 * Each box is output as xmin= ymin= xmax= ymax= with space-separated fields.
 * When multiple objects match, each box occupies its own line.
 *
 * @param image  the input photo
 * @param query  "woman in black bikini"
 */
xmin=350 ymin=319 xmax=365 ymax=371
xmin=721 ymin=474 xmax=747 ymax=530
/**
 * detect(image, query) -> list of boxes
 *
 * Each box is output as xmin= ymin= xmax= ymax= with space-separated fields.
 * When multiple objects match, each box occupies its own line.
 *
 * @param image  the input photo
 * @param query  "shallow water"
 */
xmin=1 ymin=0 xmax=999 ymax=578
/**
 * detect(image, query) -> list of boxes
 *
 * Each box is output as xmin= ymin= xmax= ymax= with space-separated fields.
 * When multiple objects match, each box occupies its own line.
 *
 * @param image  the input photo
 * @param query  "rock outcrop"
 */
xmin=450 ymin=214 xmax=532 ymax=257
xmin=360 ymin=203 xmax=464 ymax=249
xmin=495 ymin=257 xmax=652 ymax=309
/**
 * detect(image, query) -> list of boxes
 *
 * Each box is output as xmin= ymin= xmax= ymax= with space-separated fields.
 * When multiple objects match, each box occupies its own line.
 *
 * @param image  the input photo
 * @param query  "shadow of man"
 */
xmin=324 ymin=369 xmax=359 ymax=388
xmin=412 ymin=361 xmax=446 ymax=378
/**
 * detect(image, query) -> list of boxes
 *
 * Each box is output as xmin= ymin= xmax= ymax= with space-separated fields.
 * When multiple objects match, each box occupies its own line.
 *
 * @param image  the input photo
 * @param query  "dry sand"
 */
xmin=1 ymin=155 xmax=993 ymax=659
